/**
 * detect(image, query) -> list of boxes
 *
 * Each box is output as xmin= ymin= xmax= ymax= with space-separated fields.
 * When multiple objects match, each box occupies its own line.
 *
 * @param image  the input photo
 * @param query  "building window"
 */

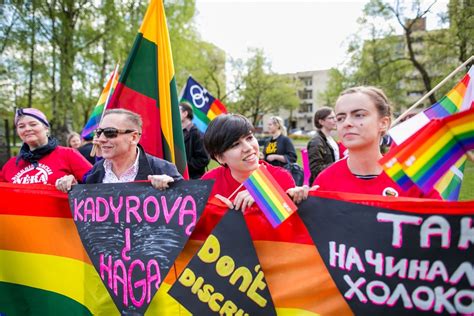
xmin=298 ymin=90 xmax=312 ymax=100
xmin=299 ymin=103 xmax=312 ymax=113
xmin=301 ymin=77 xmax=312 ymax=86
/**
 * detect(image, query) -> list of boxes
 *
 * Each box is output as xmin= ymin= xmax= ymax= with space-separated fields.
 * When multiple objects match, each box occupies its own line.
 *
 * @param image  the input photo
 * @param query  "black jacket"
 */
xmin=183 ymin=124 xmax=210 ymax=179
xmin=85 ymin=144 xmax=183 ymax=183
xmin=78 ymin=142 xmax=96 ymax=165
xmin=262 ymin=134 xmax=297 ymax=168
xmin=307 ymin=130 xmax=335 ymax=184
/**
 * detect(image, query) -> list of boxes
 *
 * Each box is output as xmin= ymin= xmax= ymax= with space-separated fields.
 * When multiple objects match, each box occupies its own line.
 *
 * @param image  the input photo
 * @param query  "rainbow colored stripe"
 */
xmin=180 ymin=76 xmax=227 ymax=133
xmin=81 ymin=67 xmax=119 ymax=140
xmin=243 ymin=165 xmax=297 ymax=228
xmin=435 ymin=155 xmax=467 ymax=200
xmin=425 ymin=70 xmax=472 ymax=119
xmin=381 ymin=108 xmax=474 ymax=194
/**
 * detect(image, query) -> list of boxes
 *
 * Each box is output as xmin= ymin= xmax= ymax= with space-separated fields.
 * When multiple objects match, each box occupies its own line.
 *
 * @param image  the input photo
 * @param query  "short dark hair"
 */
xmin=314 ymin=106 xmax=334 ymax=129
xmin=204 ymin=114 xmax=254 ymax=160
xmin=180 ymin=102 xmax=193 ymax=120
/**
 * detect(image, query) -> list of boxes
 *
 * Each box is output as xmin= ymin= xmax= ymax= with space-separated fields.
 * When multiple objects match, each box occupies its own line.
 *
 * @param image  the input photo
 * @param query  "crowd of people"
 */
xmin=0 ymin=86 xmax=443 ymax=203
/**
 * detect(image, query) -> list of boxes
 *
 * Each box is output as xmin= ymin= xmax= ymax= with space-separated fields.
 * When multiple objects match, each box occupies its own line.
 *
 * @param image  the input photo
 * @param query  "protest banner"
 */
xmin=68 ymin=180 xmax=212 ymax=315
xmin=2 ymin=184 xmax=472 ymax=315
xmin=298 ymin=193 xmax=474 ymax=315
xmin=169 ymin=209 xmax=276 ymax=315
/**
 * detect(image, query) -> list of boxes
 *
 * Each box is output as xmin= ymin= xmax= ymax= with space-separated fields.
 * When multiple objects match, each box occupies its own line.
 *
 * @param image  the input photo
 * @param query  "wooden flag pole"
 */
xmin=90 ymin=63 xmax=120 ymax=157
xmin=392 ymin=55 xmax=474 ymax=127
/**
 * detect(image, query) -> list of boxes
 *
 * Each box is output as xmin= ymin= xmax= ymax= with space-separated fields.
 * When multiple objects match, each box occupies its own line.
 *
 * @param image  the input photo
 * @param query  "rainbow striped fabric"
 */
xmin=435 ymin=155 xmax=467 ymax=200
xmin=0 ymin=183 xmax=116 ymax=315
xmin=389 ymin=67 xmax=473 ymax=145
xmin=108 ymin=0 xmax=188 ymax=178
xmin=180 ymin=76 xmax=227 ymax=133
xmin=381 ymin=107 xmax=474 ymax=194
xmin=387 ymin=67 xmax=474 ymax=200
xmin=243 ymin=165 xmax=298 ymax=228
xmin=81 ymin=66 xmax=119 ymax=140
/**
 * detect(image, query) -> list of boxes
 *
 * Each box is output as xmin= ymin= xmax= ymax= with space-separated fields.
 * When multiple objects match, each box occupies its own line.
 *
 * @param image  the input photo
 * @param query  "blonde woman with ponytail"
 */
xmin=262 ymin=116 xmax=297 ymax=168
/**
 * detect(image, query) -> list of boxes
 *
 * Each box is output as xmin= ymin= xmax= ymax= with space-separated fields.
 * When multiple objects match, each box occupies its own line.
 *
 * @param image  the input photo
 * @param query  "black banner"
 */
xmin=68 ymin=180 xmax=213 ymax=315
xmin=169 ymin=209 xmax=277 ymax=315
xmin=298 ymin=196 xmax=474 ymax=315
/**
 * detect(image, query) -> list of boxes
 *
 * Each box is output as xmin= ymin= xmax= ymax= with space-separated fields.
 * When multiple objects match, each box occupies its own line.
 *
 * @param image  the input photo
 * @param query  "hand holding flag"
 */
xmin=243 ymin=165 xmax=298 ymax=228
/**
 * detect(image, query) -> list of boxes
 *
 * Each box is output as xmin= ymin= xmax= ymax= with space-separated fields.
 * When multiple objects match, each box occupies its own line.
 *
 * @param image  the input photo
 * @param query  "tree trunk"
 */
xmin=404 ymin=30 xmax=437 ymax=104
xmin=27 ymin=2 xmax=36 ymax=108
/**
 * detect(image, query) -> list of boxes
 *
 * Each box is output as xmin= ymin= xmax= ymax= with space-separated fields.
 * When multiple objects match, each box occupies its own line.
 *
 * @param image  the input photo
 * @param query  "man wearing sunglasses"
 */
xmin=56 ymin=109 xmax=182 ymax=192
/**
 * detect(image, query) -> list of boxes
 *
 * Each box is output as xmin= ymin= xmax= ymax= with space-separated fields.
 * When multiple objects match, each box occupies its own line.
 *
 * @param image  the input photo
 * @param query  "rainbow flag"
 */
xmin=108 ymin=0 xmax=188 ymax=178
xmin=180 ymin=76 xmax=227 ymax=133
xmin=389 ymin=66 xmax=474 ymax=145
xmin=381 ymin=108 xmax=474 ymax=194
xmin=0 ymin=183 xmax=116 ymax=315
xmin=435 ymin=155 xmax=467 ymax=200
xmin=80 ymin=66 xmax=119 ymax=140
xmin=243 ymin=165 xmax=298 ymax=228
xmin=386 ymin=66 xmax=474 ymax=200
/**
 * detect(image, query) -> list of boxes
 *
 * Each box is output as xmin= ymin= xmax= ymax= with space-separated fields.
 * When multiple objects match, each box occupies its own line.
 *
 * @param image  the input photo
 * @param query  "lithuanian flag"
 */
xmin=109 ymin=0 xmax=188 ymax=178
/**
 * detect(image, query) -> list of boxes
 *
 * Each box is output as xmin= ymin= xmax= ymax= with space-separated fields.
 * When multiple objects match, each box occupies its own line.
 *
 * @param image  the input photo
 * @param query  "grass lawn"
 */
xmin=206 ymin=146 xmax=474 ymax=201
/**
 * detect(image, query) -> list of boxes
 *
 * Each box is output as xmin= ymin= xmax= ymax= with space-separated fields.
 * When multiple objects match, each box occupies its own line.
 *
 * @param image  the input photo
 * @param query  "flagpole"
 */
xmin=392 ymin=55 xmax=474 ymax=127
xmin=177 ymin=76 xmax=190 ymax=101
xmin=90 ymin=63 xmax=120 ymax=157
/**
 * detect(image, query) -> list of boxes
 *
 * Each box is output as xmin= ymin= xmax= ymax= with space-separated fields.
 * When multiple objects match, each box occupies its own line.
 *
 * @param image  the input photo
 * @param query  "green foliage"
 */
xmin=0 ymin=0 xmax=226 ymax=145
xmin=230 ymin=48 xmax=300 ymax=126
xmin=324 ymin=0 xmax=473 ymax=113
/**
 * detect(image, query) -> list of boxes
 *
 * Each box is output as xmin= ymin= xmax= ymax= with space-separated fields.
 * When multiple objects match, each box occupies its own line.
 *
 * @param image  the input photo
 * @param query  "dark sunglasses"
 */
xmin=95 ymin=127 xmax=138 ymax=138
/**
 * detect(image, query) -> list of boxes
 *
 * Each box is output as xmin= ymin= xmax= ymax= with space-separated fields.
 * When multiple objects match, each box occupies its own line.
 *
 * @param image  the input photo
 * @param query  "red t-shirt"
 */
xmin=0 ymin=146 xmax=92 ymax=185
xmin=201 ymin=160 xmax=295 ymax=199
xmin=313 ymin=157 xmax=441 ymax=199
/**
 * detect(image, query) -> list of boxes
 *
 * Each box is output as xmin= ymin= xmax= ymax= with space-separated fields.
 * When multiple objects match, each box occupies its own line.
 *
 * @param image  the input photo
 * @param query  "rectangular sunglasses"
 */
xmin=95 ymin=127 xmax=138 ymax=138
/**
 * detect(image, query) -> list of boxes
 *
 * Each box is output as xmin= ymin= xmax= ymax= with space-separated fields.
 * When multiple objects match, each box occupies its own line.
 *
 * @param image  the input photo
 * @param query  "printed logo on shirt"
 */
xmin=11 ymin=163 xmax=53 ymax=184
xmin=265 ymin=141 xmax=277 ymax=154
xmin=382 ymin=187 xmax=399 ymax=197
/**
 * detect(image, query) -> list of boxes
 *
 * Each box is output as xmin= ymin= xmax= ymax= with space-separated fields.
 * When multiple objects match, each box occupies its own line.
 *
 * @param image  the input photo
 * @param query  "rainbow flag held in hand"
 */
xmin=435 ymin=155 xmax=467 ymax=200
xmin=243 ymin=165 xmax=298 ymax=228
xmin=81 ymin=66 xmax=119 ymax=140
xmin=180 ymin=76 xmax=227 ymax=133
xmin=381 ymin=107 xmax=474 ymax=195
xmin=389 ymin=66 xmax=474 ymax=145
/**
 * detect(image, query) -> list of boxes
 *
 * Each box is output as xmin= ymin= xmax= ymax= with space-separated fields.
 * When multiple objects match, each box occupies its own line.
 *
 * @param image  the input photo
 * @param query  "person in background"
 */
xmin=77 ymin=135 xmax=96 ymax=165
xmin=56 ymin=109 xmax=183 ymax=192
xmin=67 ymin=132 xmax=82 ymax=149
xmin=202 ymin=114 xmax=309 ymax=213
xmin=262 ymin=116 xmax=297 ymax=167
xmin=313 ymin=86 xmax=441 ymax=199
xmin=0 ymin=108 xmax=92 ymax=185
xmin=180 ymin=102 xmax=210 ymax=179
xmin=307 ymin=107 xmax=339 ymax=184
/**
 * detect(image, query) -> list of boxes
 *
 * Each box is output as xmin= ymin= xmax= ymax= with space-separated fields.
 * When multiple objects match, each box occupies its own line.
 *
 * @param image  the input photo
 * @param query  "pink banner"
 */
xmin=301 ymin=148 xmax=310 ymax=186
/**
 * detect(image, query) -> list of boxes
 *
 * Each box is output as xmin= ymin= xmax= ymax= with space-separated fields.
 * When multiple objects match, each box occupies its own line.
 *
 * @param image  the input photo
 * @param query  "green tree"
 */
xmin=230 ymin=48 xmax=300 ymax=126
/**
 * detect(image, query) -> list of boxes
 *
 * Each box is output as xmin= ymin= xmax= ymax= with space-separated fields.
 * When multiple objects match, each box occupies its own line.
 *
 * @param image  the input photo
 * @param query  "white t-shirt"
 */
xmin=326 ymin=135 xmax=340 ymax=161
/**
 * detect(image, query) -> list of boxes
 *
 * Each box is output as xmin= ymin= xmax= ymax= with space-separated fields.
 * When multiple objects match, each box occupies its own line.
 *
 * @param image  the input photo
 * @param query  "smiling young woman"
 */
xmin=201 ymin=114 xmax=309 ymax=213
xmin=313 ymin=86 xmax=441 ymax=199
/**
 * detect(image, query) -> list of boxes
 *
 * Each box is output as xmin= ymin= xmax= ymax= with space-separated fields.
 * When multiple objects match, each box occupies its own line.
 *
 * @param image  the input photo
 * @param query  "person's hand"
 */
xmin=233 ymin=189 xmax=255 ymax=213
xmin=266 ymin=154 xmax=277 ymax=162
xmin=286 ymin=185 xmax=319 ymax=204
xmin=215 ymin=194 xmax=234 ymax=209
xmin=148 ymin=174 xmax=174 ymax=190
xmin=55 ymin=175 xmax=77 ymax=193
